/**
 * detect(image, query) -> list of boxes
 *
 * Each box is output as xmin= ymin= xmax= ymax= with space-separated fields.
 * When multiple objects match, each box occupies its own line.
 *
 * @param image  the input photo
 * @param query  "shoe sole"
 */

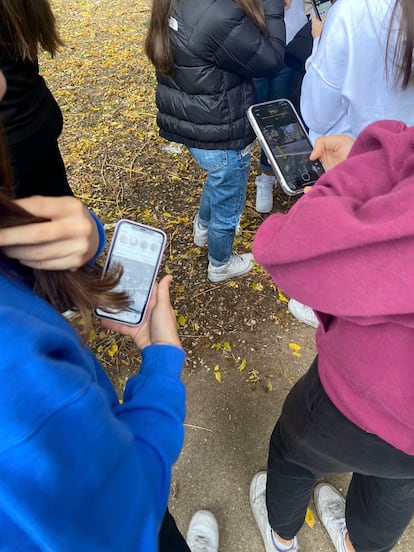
xmin=255 ymin=205 xmax=272 ymax=214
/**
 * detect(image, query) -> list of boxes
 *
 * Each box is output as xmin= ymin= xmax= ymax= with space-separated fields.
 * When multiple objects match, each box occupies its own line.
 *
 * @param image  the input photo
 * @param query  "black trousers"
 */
xmin=267 ymin=357 xmax=414 ymax=552
xmin=159 ymin=509 xmax=190 ymax=552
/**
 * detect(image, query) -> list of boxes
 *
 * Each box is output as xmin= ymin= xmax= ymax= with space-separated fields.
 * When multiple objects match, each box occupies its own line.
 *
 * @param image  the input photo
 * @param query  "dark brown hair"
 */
xmin=145 ymin=0 xmax=267 ymax=77
xmin=387 ymin=0 xmax=414 ymax=89
xmin=0 ymin=0 xmax=64 ymax=61
xmin=0 ymin=127 xmax=130 ymax=333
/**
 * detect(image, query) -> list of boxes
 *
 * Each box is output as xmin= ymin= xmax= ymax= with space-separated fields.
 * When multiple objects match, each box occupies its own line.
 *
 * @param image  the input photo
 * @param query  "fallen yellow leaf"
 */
xmin=305 ymin=507 xmax=315 ymax=528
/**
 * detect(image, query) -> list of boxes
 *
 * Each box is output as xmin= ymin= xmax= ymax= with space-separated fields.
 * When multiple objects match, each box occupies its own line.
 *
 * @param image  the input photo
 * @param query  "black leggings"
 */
xmin=266 ymin=357 xmax=414 ymax=552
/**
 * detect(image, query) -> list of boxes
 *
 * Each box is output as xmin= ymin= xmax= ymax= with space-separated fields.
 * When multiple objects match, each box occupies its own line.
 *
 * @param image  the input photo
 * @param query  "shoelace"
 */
xmin=326 ymin=500 xmax=347 ymax=530
xmin=190 ymin=534 xmax=211 ymax=552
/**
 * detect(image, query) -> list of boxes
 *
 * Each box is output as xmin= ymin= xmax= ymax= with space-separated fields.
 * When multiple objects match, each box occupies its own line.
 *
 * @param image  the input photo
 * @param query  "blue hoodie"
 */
xmin=0 ymin=264 xmax=186 ymax=551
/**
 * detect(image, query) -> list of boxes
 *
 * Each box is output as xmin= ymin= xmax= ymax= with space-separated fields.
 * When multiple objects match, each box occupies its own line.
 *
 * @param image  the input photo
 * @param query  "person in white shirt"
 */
xmin=301 ymin=0 xmax=414 ymax=143
xmin=290 ymin=0 xmax=414 ymax=328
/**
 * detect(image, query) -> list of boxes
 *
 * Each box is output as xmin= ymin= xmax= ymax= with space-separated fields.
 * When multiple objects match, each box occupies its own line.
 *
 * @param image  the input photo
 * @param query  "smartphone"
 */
xmin=95 ymin=220 xmax=166 ymax=325
xmin=311 ymin=0 xmax=334 ymax=20
xmin=247 ymin=99 xmax=325 ymax=195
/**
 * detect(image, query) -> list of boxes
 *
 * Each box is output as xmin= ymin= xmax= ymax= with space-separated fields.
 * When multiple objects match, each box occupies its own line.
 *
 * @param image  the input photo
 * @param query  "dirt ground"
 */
xmin=46 ymin=0 xmax=414 ymax=549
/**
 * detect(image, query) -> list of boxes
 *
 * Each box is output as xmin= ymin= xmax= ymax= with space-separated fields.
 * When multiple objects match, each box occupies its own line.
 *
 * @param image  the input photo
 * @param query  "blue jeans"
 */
xmin=188 ymin=146 xmax=251 ymax=265
xmin=253 ymin=66 xmax=296 ymax=171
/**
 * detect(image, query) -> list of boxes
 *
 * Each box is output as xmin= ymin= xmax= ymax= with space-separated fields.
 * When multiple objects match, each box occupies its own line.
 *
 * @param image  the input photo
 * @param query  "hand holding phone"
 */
xmin=310 ymin=134 xmax=355 ymax=170
xmin=247 ymin=99 xmax=325 ymax=195
xmin=101 ymin=274 xmax=182 ymax=350
xmin=95 ymin=220 xmax=166 ymax=326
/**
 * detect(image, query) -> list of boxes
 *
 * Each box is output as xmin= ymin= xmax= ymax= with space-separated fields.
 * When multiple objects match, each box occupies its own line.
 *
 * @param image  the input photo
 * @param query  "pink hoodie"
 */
xmin=253 ymin=120 xmax=414 ymax=455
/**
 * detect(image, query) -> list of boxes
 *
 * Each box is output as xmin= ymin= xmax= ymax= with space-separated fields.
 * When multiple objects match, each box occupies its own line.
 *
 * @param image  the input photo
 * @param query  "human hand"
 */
xmin=101 ymin=275 xmax=182 ymax=352
xmin=0 ymin=196 xmax=100 ymax=270
xmin=310 ymin=134 xmax=355 ymax=170
xmin=311 ymin=16 xmax=324 ymax=38
xmin=284 ymin=0 xmax=292 ymax=9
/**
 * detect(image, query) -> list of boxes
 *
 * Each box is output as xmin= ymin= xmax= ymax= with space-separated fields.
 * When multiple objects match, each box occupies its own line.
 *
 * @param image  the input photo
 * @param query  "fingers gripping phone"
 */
xmin=247 ymin=99 xmax=325 ymax=196
xmin=311 ymin=0 xmax=334 ymax=20
xmin=95 ymin=220 xmax=167 ymax=325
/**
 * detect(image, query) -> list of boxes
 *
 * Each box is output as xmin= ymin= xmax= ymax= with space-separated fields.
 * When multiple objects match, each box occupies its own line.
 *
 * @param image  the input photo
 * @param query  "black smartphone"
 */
xmin=95 ymin=220 xmax=167 ymax=325
xmin=247 ymin=99 xmax=325 ymax=195
xmin=311 ymin=0 xmax=334 ymax=20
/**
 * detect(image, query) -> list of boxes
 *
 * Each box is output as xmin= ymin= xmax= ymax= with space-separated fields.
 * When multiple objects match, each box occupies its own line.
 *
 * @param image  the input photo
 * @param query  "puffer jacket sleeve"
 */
xmin=190 ymin=0 xmax=285 ymax=78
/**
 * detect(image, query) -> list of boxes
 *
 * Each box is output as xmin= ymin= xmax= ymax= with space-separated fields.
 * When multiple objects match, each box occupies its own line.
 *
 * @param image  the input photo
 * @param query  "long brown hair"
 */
xmin=145 ymin=0 xmax=267 ymax=77
xmin=387 ymin=0 xmax=414 ymax=89
xmin=0 ymin=129 xmax=130 ymax=332
xmin=0 ymin=0 xmax=64 ymax=61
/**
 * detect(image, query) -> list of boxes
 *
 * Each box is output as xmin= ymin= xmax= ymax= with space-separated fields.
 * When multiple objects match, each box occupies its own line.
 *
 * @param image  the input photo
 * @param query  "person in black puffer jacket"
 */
xmin=146 ymin=0 xmax=285 ymax=284
xmin=0 ymin=0 xmax=73 ymax=199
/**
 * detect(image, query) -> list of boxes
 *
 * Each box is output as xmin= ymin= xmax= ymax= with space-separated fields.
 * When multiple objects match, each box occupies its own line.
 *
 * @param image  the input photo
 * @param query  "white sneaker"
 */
xmin=288 ymin=299 xmax=319 ymax=328
xmin=208 ymin=253 xmax=254 ymax=282
xmin=186 ymin=510 xmax=219 ymax=552
xmin=250 ymin=472 xmax=298 ymax=552
xmin=193 ymin=214 xmax=208 ymax=247
xmin=255 ymin=173 xmax=275 ymax=213
xmin=314 ymin=483 xmax=348 ymax=552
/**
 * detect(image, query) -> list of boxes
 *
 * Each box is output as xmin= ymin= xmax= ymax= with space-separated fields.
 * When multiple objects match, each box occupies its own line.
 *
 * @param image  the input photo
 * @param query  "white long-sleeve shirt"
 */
xmin=300 ymin=0 xmax=414 ymax=142
xmin=285 ymin=0 xmax=307 ymax=44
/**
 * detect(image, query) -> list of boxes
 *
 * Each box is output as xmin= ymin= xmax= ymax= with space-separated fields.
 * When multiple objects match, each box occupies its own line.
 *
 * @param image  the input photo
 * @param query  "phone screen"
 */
xmin=249 ymin=100 xmax=325 ymax=193
xmin=312 ymin=0 xmax=332 ymax=19
xmin=96 ymin=220 xmax=166 ymax=325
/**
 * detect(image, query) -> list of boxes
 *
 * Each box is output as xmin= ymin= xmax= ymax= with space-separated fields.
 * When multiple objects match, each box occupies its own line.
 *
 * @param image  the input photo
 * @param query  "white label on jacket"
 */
xmin=169 ymin=17 xmax=178 ymax=31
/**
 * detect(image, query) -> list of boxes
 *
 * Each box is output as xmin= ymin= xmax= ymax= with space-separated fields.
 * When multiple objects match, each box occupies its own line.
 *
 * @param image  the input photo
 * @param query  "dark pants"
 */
xmin=8 ymin=100 xmax=73 ymax=199
xmin=267 ymin=357 xmax=414 ymax=552
xmin=159 ymin=509 xmax=190 ymax=552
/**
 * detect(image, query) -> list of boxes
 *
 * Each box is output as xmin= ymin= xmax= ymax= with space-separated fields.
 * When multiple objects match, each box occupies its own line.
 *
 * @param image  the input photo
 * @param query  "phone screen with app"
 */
xmin=96 ymin=220 xmax=166 ymax=325
xmin=248 ymin=99 xmax=325 ymax=194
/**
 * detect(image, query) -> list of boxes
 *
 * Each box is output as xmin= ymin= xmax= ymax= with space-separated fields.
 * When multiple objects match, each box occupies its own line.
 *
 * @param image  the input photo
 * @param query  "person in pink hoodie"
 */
xmin=249 ymin=120 xmax=414 ymax=552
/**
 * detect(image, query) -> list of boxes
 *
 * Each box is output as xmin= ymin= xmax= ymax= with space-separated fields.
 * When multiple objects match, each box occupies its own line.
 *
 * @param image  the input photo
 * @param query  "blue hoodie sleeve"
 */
xmin=0 ymin=287 xmax=186 ymax=552
xmin=87 ymin=210 xmax=106 ymax=264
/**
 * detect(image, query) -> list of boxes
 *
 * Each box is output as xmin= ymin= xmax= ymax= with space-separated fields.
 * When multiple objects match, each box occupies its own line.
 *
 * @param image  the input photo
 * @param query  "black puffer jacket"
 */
xmin=155 ymin=0 xmax=285 ymax=150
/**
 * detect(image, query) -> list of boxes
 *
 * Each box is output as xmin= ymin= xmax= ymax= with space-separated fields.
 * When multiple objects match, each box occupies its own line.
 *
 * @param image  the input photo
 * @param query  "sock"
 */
xmin=271 ymin=530 xmax=296 ymax=551
xmin=340 ymin=529 xmax=350 ymax=552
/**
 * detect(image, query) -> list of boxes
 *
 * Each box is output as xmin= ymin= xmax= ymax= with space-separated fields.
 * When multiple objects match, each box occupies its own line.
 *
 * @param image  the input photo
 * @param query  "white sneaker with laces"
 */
xmin=250 ymin=472 xmax=298 ymax=552
xmin=193 ymin=214 xmax=208 ymax=247
xmin=314 ymin=483 xmax=348 ymax=552
xmin=186 ymin=510 xmax=219 ymax=552
xmin=255 ymin=173 xmax=275 ymax=213
xmin=208 ymin=253 xmax=254 ymax=282
xmin=288 ymin=299 xmax=319 ymax=328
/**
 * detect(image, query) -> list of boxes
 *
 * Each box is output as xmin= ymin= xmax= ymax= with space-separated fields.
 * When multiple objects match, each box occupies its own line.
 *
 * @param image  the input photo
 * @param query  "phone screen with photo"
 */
xmin=250 ymin=100 xmax=325 ymax=193
xmin=96 ymin=220 xmax=166 ymax=325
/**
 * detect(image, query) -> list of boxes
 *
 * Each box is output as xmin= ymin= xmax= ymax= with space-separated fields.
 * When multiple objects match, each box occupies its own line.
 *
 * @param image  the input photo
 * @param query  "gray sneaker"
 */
xmin=208 ymin=253 xmax=253 ymax=282
xmin=193 ymin=214 xmax=208 ymax=247
xmin=314 ymin=483 xmax=348 ymax=552
xmin=288 ymin=299 xmax=319 ymax=328
xmin=255 ymin=174 xmax=275 ymax=213
xmin=250 ymin=472 xmax=298 ymax=552
xmin=186 ymin=510 xmax=219 ymax=552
